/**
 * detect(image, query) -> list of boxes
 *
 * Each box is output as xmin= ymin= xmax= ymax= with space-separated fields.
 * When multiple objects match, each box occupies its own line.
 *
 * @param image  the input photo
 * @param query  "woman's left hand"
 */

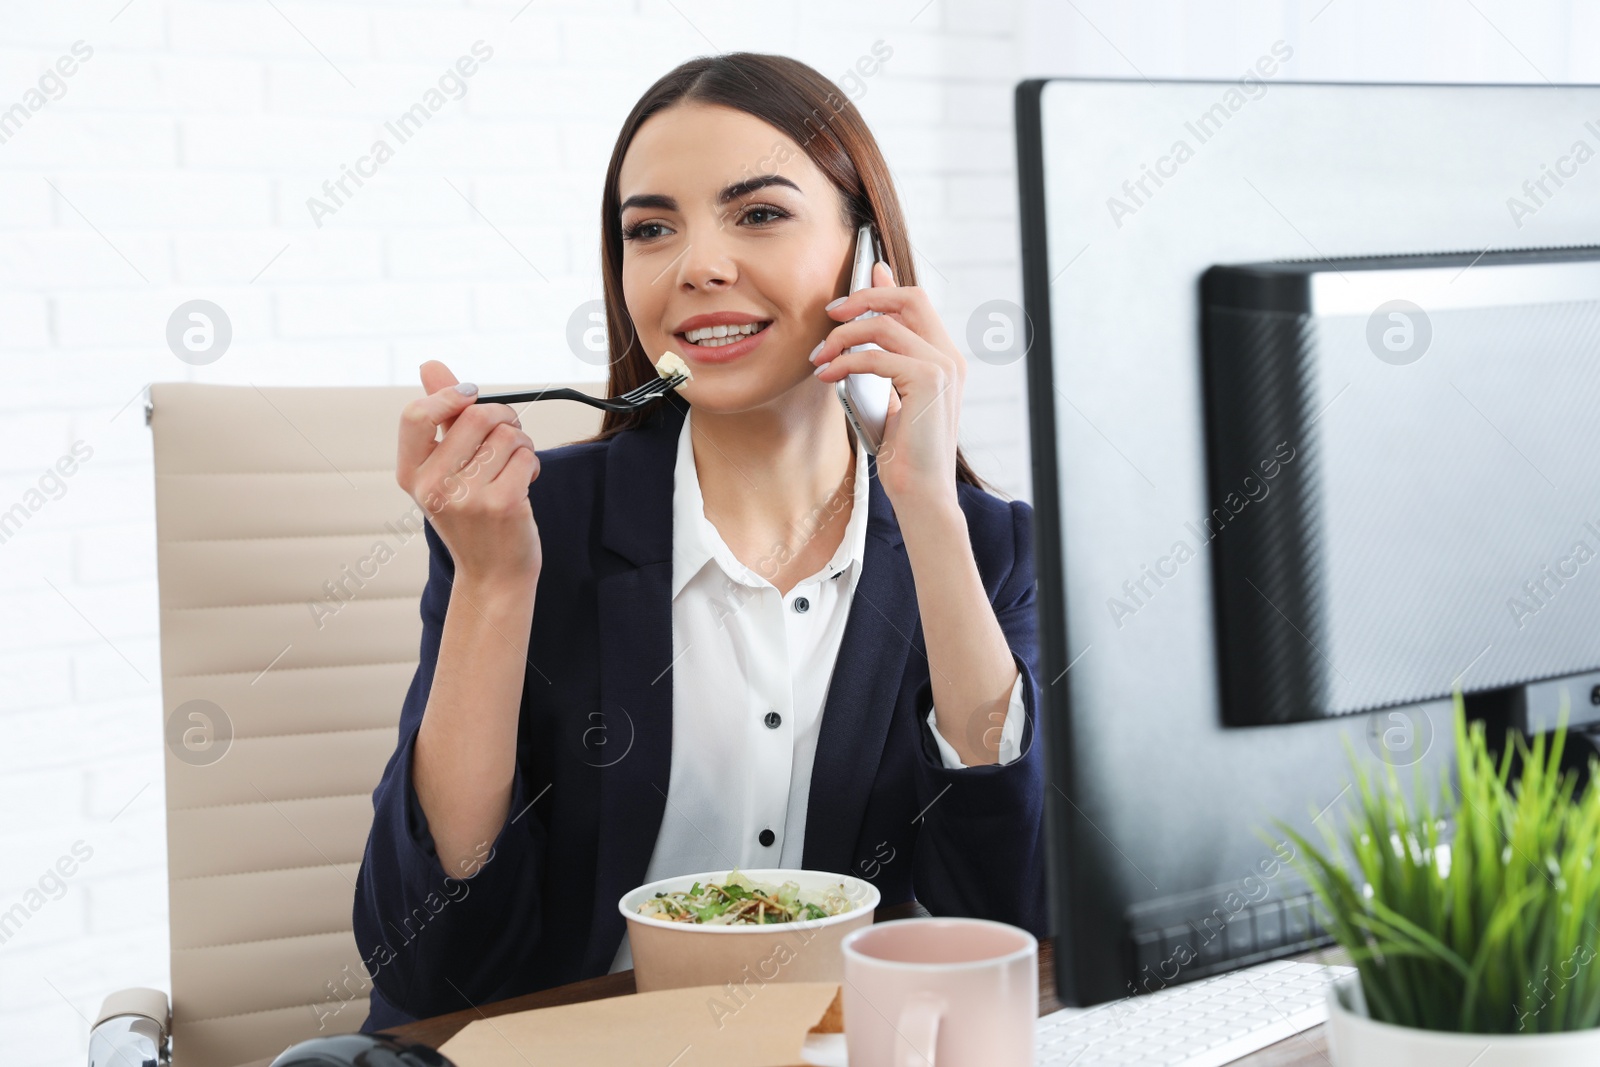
xmin=810 ymin=261 xmax=966 ymax=512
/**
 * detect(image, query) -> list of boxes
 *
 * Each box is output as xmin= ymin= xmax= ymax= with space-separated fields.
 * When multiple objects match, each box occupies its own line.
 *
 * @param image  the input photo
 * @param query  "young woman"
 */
xmin=354 ymin=52 xmax=1046 ymax=1030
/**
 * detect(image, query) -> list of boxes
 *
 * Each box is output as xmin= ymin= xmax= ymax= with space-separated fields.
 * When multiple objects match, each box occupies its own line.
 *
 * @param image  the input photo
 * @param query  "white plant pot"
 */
xmin=1326 ymin=972 xmax=1600 ymax=1067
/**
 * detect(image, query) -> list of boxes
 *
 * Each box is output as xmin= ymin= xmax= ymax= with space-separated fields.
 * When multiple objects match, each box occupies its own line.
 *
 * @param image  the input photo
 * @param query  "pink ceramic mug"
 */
xmin=841 ymin=917 xmax=1038 ymax=1067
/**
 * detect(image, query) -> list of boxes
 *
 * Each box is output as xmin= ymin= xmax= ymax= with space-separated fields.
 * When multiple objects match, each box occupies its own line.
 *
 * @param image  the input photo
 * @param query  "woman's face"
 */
xmin=616 ymin=102 xmax=856 ymax=415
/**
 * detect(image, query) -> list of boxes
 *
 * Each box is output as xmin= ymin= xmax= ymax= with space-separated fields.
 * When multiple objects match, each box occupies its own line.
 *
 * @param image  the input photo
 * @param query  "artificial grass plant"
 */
xmin=1276 ymin=690 xmax=1600 ymax=1034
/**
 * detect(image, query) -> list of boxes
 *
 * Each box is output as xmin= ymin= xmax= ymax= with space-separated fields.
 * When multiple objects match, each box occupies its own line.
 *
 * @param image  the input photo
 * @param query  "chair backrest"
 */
xmin=149 ymin=382 xmax=604 ymax=1067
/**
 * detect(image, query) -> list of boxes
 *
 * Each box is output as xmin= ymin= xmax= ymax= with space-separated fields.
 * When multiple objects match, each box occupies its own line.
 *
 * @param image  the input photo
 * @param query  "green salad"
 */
xmin=637 ymin=869 xmax=855 ymax=925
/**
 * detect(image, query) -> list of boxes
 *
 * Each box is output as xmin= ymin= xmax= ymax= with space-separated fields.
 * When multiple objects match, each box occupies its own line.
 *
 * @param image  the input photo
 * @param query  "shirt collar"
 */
xmin=671 ymin=405 xmax=871 ymax=601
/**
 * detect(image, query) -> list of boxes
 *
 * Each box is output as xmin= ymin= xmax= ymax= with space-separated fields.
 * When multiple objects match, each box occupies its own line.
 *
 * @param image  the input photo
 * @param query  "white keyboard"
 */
xmin=1035 ymin=958 xmax=1356 ymax=1067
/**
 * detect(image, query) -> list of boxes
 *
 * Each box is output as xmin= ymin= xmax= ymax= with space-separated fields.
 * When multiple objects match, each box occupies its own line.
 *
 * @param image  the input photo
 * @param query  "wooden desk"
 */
xmin=385 ymin=904 xmax=1343 ymax=1066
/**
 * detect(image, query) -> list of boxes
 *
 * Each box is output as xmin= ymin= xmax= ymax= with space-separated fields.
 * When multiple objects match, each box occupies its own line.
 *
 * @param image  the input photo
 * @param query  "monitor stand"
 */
xmin=1466 ymin=674 xmax=1600 ymax=794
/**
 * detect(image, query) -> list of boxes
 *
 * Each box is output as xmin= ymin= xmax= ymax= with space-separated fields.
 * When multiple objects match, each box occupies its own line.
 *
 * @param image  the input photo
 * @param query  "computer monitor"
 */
xmin=1015 ymin=76 xmax=1600 ymax=1007
xmin=1202 ymin=248 xmax=1600 ymax=728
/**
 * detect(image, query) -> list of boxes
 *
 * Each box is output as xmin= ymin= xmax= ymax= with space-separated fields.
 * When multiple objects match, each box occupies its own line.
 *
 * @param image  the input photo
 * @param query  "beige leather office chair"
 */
xmin=89 ymin=381 xmax=604 ymax=1067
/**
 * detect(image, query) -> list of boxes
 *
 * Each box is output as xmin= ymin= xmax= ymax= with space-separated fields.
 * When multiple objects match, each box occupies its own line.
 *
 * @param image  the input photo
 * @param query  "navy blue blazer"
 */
xmin=353 ymin=396 xmax=1047 ymax=1031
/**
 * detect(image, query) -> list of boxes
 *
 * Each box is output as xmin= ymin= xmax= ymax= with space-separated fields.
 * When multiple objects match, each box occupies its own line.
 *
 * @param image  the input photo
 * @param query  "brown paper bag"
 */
xmin=438 ymin=981 xmax=843 ymax=1067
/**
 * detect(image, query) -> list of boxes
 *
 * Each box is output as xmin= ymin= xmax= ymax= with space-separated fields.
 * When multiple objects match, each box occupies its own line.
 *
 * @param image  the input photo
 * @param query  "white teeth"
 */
xmin=684 ymin=321 xmax=769 ymax=344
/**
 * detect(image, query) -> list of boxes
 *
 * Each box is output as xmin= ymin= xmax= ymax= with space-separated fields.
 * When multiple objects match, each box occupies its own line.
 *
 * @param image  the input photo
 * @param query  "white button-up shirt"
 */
xmin=609 ymin=407 xmax=1025 ymax=971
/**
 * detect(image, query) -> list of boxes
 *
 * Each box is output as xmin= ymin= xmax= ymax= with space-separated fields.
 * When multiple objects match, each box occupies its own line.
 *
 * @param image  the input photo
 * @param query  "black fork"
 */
xmin=472 ymin=373 xmax=688 ymax=413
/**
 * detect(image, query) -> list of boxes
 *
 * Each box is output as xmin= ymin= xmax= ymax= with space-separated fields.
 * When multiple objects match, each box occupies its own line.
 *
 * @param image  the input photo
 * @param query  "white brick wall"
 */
xmin=2 ymin=0 xmax=1586 ymax=1063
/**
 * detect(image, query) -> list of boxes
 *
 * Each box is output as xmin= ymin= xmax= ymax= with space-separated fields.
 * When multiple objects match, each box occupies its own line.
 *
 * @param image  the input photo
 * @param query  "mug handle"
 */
xmin=895 ymin=994 xmax=943 ymax=1067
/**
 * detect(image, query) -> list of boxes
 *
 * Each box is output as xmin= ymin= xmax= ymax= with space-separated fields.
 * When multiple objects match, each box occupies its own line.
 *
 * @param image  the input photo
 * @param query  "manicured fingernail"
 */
xmin=455 ymin=382 xmax=478 ymax=395
xmin=813 ymin=362 xmax=828 ymax=376
xmin=877 ymin=260 xmax=893 ymax=281
xmin=825 ymin=296 xmax=848 ymax=311
xmin=808 ymin=341 xmax=825 ymax=362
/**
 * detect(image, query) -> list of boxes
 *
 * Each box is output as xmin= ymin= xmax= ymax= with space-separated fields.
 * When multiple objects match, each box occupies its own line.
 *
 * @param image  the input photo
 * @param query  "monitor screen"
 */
xmin=1203 ymin=248 xmax=1600 ymax=725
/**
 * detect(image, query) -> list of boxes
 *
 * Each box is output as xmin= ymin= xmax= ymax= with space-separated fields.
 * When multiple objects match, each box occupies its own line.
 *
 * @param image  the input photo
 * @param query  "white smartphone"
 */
xmin=835 ymin=221 xmax=894 ymax=455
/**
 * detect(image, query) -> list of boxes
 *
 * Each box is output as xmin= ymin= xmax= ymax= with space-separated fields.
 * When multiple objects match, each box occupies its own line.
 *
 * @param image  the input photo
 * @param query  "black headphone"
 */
xmin=268 ymin=1032 xmax=458 ymax=1067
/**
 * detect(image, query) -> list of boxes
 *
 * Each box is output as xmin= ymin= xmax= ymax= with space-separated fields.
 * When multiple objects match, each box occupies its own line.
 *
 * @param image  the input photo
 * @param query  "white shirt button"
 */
xmin=793 ymin=596 xmax=810 ymax=613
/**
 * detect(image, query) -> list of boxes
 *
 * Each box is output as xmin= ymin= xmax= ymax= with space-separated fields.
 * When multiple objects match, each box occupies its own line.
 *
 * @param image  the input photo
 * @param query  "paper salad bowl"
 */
xmin=618 ymin=868 xmax=880 ymax=994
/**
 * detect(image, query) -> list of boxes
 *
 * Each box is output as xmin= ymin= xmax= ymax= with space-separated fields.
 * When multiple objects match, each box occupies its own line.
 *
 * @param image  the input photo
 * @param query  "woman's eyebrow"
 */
xmin=619 ymin=174 xmax=802 ymax=214
xmin=718 ymin=174 xmax=802 ymax=203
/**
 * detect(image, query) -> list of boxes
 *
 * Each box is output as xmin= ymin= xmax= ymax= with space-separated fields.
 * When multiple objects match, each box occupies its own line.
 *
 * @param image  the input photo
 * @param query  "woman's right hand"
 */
xmin=397 ymin=360 xmax=542 ymax=584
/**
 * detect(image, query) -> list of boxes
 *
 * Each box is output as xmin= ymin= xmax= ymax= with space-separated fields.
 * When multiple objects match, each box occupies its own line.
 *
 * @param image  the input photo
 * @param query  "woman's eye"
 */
xmin=621 ymin=221 xmax=669 ymax=242
xmin=740 ymin=205 xmax=788 ymax=226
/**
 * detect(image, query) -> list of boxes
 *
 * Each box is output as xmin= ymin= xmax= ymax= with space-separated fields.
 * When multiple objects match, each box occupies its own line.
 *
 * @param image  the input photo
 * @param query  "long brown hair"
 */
xmin=580 ymin=51 xmax=994 ymax=494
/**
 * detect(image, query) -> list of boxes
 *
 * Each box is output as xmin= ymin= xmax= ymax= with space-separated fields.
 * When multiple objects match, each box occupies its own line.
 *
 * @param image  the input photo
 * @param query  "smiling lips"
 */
xmin=672 ymin=313 xmax=773 ymax=363
xmin=682 ymin=321 xmax=769 ymax=347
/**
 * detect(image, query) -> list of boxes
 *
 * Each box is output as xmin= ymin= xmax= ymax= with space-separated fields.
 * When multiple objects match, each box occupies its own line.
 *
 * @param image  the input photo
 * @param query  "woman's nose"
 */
xmin=676 ymin=239 xmax=738 ymax=291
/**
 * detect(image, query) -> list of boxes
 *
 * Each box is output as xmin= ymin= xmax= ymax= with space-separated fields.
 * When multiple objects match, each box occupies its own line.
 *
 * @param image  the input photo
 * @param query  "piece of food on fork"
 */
xmin=655 ymin=350 xmax=693 ymax=382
